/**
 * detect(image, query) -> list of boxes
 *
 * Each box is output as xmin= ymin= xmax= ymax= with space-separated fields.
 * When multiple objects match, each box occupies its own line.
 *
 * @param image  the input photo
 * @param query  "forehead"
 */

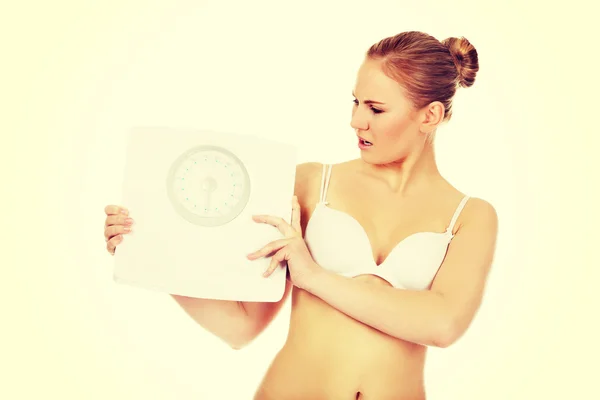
xmin=353 ymin=58 xmax=407 ymax=102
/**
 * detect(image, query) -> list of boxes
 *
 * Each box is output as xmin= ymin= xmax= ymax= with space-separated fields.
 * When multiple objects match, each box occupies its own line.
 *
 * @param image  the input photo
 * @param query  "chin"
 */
xmin=359 ymin=151 xmax=377 ymax=162
xmin=360 ymin=149 xmax=400 ymax=164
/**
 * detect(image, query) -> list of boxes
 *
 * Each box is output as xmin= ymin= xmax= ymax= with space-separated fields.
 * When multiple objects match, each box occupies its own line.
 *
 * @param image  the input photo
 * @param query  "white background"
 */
xmin=3 ymin=0 xmax=598 ymax=399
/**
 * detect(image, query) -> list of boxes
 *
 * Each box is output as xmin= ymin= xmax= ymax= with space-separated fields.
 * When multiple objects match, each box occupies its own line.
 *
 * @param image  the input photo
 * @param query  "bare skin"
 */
xmin=254 ymin=56 xmax=496 ymax=399
xmin=103 ymin=57 xmax=497 ymax=400
xmin=104 ymin=158 xmax=477 ymax=399
xmin=253 ymin=160 xmax=470 ymax=400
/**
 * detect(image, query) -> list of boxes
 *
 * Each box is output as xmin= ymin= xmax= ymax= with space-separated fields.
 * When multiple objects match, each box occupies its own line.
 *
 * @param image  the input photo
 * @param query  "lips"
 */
xmin=358 ymin=137 xmax=373 ymax=145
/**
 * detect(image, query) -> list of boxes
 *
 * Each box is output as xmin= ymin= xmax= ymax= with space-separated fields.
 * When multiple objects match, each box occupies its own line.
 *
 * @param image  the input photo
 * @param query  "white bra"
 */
xmin=304 ymin=164 xmax=470 ymax=290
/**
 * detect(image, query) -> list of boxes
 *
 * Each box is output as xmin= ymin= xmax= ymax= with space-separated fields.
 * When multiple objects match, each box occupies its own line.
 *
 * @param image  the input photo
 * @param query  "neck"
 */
xmin=360 ymin=141 xmax=441 ymax=196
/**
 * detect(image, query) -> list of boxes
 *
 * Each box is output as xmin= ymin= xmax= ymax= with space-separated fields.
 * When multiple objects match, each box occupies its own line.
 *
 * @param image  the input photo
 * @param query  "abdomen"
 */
xmin=255 ymin=281 xmax=428 ymax=400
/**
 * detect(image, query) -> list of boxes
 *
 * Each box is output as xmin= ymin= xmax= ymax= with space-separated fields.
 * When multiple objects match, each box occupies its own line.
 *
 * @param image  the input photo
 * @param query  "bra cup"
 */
xmin=305 ymin=205 xmax=374 ymax=273
xmin=382 ymin=232 xmax=452 ymax=290
xmin=305 ymin=204 xmax=452 ymax=290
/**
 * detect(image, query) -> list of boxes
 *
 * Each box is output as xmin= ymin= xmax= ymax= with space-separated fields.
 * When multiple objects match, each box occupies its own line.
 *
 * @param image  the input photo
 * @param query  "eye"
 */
xmin=352 ymin=98 xmax=383 ymax=114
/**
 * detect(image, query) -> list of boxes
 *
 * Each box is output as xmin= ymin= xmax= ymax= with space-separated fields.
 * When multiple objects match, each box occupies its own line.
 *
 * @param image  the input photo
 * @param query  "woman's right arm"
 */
xmin=170 ymin=282 xmax=293 ymax=349
xmin=104 ymin=162 xmax=317 ymax=349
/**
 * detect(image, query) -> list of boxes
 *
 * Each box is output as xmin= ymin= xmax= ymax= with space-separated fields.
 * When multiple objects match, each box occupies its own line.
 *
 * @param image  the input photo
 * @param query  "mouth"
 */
xmin=358 ymin=137 xmax=373 ymax=146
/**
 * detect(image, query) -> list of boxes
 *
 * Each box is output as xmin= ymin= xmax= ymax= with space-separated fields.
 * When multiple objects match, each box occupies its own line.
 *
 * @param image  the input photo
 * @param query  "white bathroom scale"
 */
xmin=113 ymin=126 xmax=297 ymax=302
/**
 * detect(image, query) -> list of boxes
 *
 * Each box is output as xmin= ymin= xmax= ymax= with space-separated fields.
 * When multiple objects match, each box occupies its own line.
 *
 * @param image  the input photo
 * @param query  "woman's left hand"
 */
xmin=247 ymin=195 xmax=321 ymax=289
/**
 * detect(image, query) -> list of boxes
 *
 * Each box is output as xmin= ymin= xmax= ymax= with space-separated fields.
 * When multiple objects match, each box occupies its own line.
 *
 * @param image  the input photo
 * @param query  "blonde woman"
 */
xmin=103 ymin=31 xmax=498 ymax=400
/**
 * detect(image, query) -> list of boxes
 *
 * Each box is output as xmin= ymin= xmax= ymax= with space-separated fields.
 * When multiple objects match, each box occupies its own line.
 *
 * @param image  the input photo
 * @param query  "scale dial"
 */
xmin=166 ymin=145 xmax=251 ymax=226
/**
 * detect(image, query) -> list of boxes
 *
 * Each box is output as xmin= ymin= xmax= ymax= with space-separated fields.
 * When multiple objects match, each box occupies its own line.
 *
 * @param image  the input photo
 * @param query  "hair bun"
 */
xmin=441 ymin=37 xmax=479 ymax=88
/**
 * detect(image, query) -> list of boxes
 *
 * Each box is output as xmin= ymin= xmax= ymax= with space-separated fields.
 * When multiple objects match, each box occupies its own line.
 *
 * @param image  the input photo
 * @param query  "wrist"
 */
xmin=296 ymin=263 xmax=326 ymax=292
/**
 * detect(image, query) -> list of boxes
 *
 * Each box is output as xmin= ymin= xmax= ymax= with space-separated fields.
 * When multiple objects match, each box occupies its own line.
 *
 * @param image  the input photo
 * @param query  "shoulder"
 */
xmin=295 ymin=161 xmax=323 ymax=179
xmin=294 ymin=162 xmax=323 ymax=192
xmin=293 ymin=162 xmax=323 ymax=207
xmin=459 ymin=196 xmax=498 ymax=236
xmin=293 ymin=159 xmax=360 ymax=207
xmin=295 ymin=159 xmax=357 ymax=179
xmin=464 ymin=197 xmax=498 ymax=223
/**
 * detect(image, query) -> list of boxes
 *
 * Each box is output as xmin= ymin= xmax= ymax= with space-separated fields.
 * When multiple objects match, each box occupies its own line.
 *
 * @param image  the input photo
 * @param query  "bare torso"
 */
xmin=254 ymin=160 xmax=466 ymax=400
xmin=255 ymin=287 xmax=428 ymax=400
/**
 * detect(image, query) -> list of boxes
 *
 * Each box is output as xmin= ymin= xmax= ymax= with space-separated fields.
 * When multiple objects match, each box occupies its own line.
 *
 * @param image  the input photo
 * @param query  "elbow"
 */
xmin=225 ymin=322 xmax=263 ymax=350
xmin=228 ymin=339 xmax=250 ymax=350
xmin=223 ymin=336 xmax=252 ymax=350
xmin=431 ymin=318 xmax=462 ymax=348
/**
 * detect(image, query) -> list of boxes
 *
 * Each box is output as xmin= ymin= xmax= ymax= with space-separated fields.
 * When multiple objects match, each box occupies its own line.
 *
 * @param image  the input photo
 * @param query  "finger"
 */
xmin=105 ymin=205 xmax=129 ymax=216
xmin=104 ymin=214 xmax=134 ymax=228
xmin=106 ymin=234 xmax=123 ymax=255
xmin=104 ymin=224 xmax=132 ymax=242
xmin=247 ymin=238 xmax=290 ymax=260
xmin=252 ymin=214 xmax=295 ymax=237
xmin=290 ymin=195 xmax=302 ymax=233
xmin=263 ymin=248 xmax=286 ymax=277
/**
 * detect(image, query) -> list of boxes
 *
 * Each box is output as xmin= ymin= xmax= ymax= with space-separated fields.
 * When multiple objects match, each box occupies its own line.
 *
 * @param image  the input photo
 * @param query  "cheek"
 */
xmin=375 ymin=114 xmax=415 ymax=141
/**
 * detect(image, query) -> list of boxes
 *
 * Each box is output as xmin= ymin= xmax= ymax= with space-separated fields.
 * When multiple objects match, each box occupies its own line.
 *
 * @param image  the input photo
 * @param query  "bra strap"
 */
xmin=446 ymin=195 xmax=470 ymax=235
xmin=319 ymin=164 xmax=332 ymax=205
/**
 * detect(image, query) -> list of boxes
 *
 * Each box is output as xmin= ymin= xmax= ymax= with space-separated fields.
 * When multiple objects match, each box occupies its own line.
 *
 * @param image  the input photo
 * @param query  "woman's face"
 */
xmin=351 ymin=58 xmax=426 ymax=164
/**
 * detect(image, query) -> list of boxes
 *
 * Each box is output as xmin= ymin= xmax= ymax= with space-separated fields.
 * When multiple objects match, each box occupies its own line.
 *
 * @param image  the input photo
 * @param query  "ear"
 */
xmin=419 ymin=101 xmax=445 ymax=134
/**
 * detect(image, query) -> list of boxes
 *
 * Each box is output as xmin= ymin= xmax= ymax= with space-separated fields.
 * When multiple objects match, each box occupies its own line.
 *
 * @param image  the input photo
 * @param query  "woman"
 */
xmin=103 ymin=31 xmax=498 ymax=400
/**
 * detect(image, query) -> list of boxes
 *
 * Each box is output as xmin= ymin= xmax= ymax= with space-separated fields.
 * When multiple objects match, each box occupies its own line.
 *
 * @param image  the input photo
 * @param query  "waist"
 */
xmin=255 ymin=289 xmax=427 ymax=400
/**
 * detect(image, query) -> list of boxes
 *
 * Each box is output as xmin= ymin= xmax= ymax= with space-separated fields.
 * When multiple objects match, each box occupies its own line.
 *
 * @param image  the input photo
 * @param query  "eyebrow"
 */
xmin=352 ymin=91 xmax=385 ymax=105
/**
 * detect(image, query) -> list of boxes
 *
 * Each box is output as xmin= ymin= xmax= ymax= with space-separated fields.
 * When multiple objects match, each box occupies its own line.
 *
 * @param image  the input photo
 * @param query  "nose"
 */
xmin=350 ymin=107 xmax=369 ymax=132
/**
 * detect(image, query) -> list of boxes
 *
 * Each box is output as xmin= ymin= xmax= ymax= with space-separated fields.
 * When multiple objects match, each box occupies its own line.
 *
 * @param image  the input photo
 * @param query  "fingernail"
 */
xmin=121 ymin=209 xmax=128 ymax=215
xmin=125 ymin=218 xmax=133 ymax=225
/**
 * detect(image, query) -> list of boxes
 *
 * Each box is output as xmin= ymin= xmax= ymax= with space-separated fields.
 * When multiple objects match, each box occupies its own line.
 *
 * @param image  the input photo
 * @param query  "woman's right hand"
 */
xmin=104 ymin=205 xmax=134 ymax=255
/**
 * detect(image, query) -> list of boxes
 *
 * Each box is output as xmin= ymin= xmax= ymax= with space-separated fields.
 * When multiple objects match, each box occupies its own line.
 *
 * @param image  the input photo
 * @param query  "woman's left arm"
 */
xmin=300 ymin=198 xmax=499 ymax=348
